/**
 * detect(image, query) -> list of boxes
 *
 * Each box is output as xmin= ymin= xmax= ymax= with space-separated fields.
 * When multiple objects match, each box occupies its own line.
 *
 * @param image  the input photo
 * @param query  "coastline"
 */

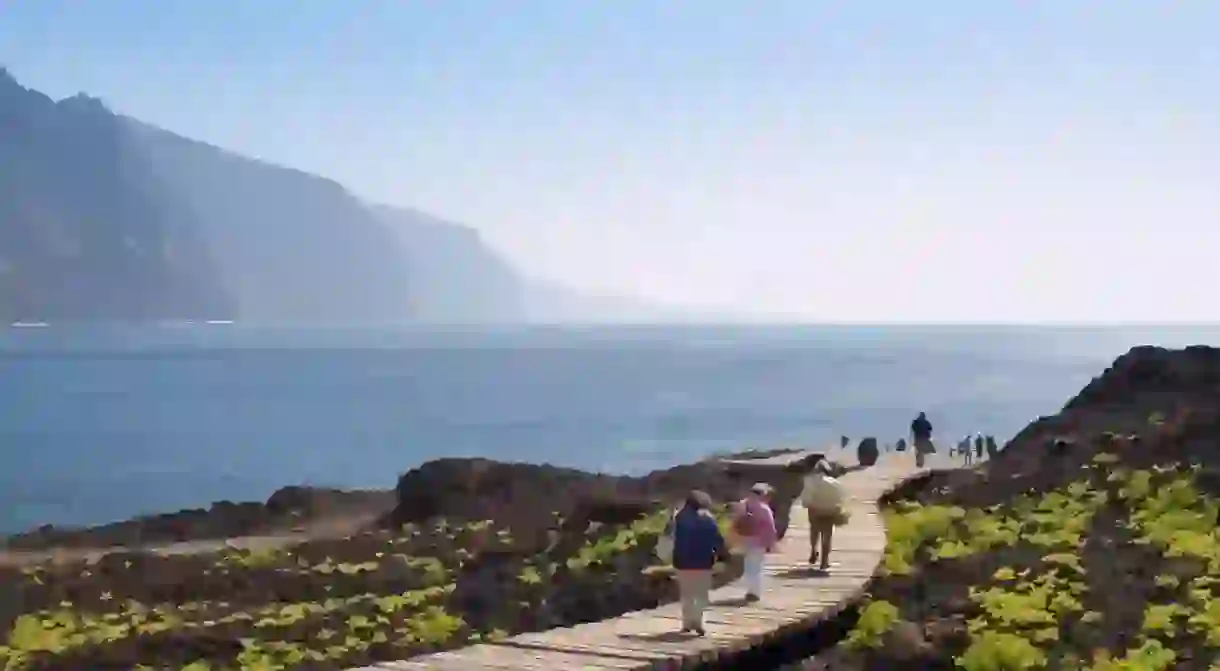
xmin=1 ymin=446 xmax=810 ymax=559
xmin=10 ymin=342 xmax=1200 ymax=670
xmin=0 ymin=446 xmax=818 ymax=669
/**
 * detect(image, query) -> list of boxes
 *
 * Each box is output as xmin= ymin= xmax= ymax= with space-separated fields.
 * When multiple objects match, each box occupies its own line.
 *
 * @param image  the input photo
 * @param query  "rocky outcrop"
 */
xmin=388 ymin=450 xmax=832 ymax=551
xmin=262 ymin=486 xmax=393 ymax=519
xmin=390 ymin=458 xmax=736 ymax=529
xmin=782 ymin=345 xmax=1220 ymax=671
xmin=893 ymin=345 xmax=1220 ymax=513
xmin=975 ymin=346 xmax=1220 ymax=484
xmin=1064 ymin=345 xmax=1220 ymax=411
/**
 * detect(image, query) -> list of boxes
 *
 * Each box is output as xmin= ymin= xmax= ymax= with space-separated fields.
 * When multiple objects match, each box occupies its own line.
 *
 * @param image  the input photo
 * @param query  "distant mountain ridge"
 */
xmin=0 ymin=67 xmax=639 ymax=324
xmin=0 ymin=69 xmax=232 ymax=322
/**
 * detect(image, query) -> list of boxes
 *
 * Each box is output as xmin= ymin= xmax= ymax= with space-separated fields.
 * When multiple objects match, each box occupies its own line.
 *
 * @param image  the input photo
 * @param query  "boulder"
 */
xmin=565 ymin=496 xmax=656 ymax=528
xmin=264 ymin=486 xmax=322 ymax=516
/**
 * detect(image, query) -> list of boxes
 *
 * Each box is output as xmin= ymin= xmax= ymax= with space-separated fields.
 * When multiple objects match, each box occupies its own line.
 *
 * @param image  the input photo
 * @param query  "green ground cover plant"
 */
xmin=817 ymin=399 xmax=1220 ymax=671
xmin=0 ymin=504 xmax=717 ymax=670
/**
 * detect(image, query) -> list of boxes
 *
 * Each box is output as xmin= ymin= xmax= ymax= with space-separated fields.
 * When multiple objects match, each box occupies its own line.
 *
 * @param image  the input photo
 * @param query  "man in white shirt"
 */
xmin=800 ymin=459 xmax=846 ymax=570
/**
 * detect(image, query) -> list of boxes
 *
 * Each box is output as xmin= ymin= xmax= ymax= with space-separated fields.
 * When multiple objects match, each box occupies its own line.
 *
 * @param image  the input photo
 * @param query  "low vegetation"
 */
xmin=0 ymin=504 xmax=737 ymax=670
xmin=815 ymin=403 xmax=1220 ymax=671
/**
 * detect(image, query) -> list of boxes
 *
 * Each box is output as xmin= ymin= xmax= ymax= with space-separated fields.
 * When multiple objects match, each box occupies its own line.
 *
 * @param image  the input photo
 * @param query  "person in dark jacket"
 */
xmin=985 ymin=435 xmax=1000 ymax=458
xmin=910 ymin=412 xmax=934 ymax=467
xmin=671 ymin=490 xmax=729 ymax=635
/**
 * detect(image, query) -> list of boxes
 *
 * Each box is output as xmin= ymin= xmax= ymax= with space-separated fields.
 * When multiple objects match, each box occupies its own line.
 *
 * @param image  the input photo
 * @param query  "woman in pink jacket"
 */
xmin=733 ymin=482 xmax=779 ymax=602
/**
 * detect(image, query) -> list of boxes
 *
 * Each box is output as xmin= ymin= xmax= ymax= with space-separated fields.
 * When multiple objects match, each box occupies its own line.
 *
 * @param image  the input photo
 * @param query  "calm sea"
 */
xmin=1 ymin=324 xmax=1214 ymax=533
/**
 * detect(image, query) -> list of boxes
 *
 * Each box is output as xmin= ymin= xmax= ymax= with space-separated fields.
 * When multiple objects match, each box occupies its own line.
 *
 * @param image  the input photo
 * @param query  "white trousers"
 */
xmin=743 ymin=546 xmax=766 ymax=596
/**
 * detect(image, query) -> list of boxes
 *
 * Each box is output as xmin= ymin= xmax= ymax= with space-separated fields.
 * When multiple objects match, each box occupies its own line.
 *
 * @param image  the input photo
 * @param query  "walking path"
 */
xmin=352 ymin=453 xmax=946 ymax=670
xmin=0 ymin=511 xmax=387 ymax=567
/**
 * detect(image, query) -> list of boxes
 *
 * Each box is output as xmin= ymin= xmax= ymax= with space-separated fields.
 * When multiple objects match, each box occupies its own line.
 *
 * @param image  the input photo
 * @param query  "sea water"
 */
xmin=1 ymin=323 xmax=1213 ymax=533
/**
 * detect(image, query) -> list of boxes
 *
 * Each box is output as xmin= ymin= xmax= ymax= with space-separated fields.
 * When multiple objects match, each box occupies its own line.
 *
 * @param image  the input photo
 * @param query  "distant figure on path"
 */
xmin=957 ymin=436 xmax=973 ymax=465
xmin=974 ymin=434 xmax=985 ymax=461
xmin=671 ymin=490 xmax=729 ymax=636
xmin=840 ymin=435 xmax=850 ymax=450
xmin=801 ymin=460 xmax=846 ymax=571
xmin=911 ymin=412 xmax=934 ymax=467
xmin=985 ymin=435 xmax=1000 ymax=459
xmin=895 ymin=438 xmax=908 ymax=452
xmin=733 ymin=483 xmax=778 ymax=603
xmin=857 ymin=437 xmax=879 ymax=466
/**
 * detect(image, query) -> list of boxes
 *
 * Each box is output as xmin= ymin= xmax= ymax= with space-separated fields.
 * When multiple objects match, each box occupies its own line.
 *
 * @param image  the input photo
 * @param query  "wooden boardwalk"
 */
xmin=351 ymin=453 xmax=945 ymax=670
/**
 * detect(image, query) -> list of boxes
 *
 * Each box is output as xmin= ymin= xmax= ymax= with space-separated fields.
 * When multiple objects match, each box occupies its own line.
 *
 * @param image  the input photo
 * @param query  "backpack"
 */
xmin=732 ymin=504 xmax=760 ymax=537
xmin=803 ymin=474 xmax=845 ymax=514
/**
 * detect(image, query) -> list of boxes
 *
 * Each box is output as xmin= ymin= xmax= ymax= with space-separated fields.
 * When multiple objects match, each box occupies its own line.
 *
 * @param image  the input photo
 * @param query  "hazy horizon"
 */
xmin=3 ymin=2 xmax=1218 ymax=323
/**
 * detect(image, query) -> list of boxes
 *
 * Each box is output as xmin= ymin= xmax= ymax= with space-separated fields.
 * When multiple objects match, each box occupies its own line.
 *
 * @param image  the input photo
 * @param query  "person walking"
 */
xmin=910 ymin=412 xmax=934 ymax=468
xmin=733 ymin=483 xmax=779 ymax=603
xmin=801 ymin=460 xmax=847 ymax=571
xmin=957 ymin=436 xmax=972 ymax=465
xmin=671 ymin=490 xmax=729 ymax=636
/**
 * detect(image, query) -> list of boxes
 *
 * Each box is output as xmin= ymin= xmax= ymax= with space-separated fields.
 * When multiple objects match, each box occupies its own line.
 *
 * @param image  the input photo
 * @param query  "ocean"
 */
xmin=1 ymin=323 xmax=1215 ymax=534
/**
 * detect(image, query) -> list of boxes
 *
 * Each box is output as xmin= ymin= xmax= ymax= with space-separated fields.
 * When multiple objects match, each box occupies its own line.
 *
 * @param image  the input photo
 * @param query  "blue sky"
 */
xmin=2 ymin=1 xmax=1218 ymax=322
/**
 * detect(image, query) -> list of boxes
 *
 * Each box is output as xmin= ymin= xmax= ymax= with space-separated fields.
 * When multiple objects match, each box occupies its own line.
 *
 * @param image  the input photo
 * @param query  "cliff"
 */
xmin=367 ymin=205 xmax=525 ymax=323
xmin=0 ymin=67 xmax=572 ymax=324
xmin=0 ymin=68 xmax=233 ymax=322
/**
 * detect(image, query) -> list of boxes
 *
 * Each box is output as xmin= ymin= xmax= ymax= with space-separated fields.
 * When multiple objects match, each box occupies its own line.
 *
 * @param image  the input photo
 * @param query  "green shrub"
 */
xmin=844 ymin=600 xmax=900 ymax=650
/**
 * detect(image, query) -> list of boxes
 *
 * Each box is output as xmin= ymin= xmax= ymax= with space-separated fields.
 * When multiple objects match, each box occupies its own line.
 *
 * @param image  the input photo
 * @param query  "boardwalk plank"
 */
xmin=348 ymin=454 xmax=953 ymax=671
xmin=501 ymin=639 xmax=674 ymax=660
xmin=359 ymin=644 xmax=644 ymax=670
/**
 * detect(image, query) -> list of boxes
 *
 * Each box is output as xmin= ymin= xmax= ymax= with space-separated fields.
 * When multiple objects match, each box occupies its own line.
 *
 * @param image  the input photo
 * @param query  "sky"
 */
xmin=2 ymin=1 xmax=1218 ymax=323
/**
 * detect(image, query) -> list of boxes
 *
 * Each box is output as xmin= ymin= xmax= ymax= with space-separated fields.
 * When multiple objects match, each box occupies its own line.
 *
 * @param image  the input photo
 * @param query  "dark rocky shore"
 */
xmin=2 ymin=447 xmax=808 ymax=556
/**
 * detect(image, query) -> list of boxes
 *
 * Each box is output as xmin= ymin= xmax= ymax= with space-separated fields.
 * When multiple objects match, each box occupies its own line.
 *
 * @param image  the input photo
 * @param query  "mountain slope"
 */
xmin=0 ymin=68 xmax=233 ymax=322
xmin=0 ymin=68 xmax=544 ymax=324
xmin=0 ymin=68 xmax=665 ymax=325
xmin=122 ymin=120 xmax=424 ymax=324
xmin=367 ymin=205 xmax=525 ymax=323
